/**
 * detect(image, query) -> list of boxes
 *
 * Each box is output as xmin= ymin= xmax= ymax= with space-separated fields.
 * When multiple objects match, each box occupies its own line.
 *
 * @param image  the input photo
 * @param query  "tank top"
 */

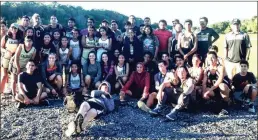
xmin=4 ymin=38 xmax=19 ymax=59
xmin=206 ymin=65 xmax=229 ymax=87
xmin=70 ymin=40 xmax=81 ymax=60
xmin=59 ymin=47 xmax=69 ymax=64
xmin=98 ymin=38 xmax=109 ymax=49
xmin=116 ymin=63 xmax=126 ymax=75
xmin=82 ymin=37 xmax=96 ymax=59
xmin=18 ymin=45 xmax=36 ymax=68
xmin=180 ymin=33 xmax=195 ymax=54
xmin=69 ymin=73 xmax=81 ymax=89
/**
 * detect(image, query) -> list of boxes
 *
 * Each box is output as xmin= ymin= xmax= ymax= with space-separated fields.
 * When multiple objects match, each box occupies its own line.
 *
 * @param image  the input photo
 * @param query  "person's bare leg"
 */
xmin=39 ymin=92 xmax=48 ymax=100
xmin=55 ymin=75 xmax=63 ymax=90
xmin=219 ymin=83 xmax=230 ymax=102
xmin=11 ymin=74 xmax=17 ymax=97
xmin=146 ymin=92 xmax=157 ymax=107
xmin=84 ymin=75 xmax=91 ymax=88
xmin=0 ymin=68 xmax=8 ymax=93
xmin=15 ymin=94 xmax=24 ymax=103
xmin=243 ymin=85 xmax=257 ymax=102
xmin=83 ymin=108 xmax=98 ymax=125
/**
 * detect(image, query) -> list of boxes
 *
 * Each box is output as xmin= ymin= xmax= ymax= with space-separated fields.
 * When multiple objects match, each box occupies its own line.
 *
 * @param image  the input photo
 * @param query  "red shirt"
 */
xmin=154 ymin=29 xmax=172 ymax=52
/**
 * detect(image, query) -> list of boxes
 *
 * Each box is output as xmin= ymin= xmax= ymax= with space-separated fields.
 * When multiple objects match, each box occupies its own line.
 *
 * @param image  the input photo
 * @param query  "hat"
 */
xmin=231 ymin=18 xmax=241 ymax=25
xmin=10 ymin=23 xmax=19 ymax=29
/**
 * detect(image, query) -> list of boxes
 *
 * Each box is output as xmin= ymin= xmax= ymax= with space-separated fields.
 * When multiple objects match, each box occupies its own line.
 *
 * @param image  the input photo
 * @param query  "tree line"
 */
xmin=1 ymin=2 xmax=257 ymax=34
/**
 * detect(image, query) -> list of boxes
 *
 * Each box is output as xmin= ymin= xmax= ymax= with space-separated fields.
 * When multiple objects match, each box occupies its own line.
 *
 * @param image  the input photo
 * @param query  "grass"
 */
xmin=214 ymin=34 xmax=257 ymax=78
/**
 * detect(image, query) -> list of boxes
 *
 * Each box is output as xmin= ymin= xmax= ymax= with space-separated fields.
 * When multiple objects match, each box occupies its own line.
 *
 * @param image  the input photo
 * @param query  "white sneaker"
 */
xmin=65 ymin=121 xmax=76 ymax=137
xmin=248 ymin=105 xmax=256 ymax=113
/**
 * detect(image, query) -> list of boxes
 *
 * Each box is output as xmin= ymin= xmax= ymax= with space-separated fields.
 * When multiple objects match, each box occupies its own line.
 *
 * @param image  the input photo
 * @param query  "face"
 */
xmin=26 ymin=62 xmax=35 ymax=72
xmin=144 ymin=27 xmax=151 ymax=35
xmin=88 ymin=53 xmax=96 ymax=61
xmin=71 ymin=64 xmax=78 ymax=73
xmin=100 ymin=85 xmax=109 ymax=92
xmin=231 ymin=24 xmax=240 ymax=32
xmin=184 ymin=22 xmax=192 ymax=31
xmin=199 ymin=18 xmax=207 ymax=28
xmin=44 ymin=35 xmax=51 ymax=43
xmin=192 ymin=56 xmax=201 ymax=66
xmin=100 ymin=28 xmax=106 ymax=36
xmin=140 ymin=26 xmax=144 ymax=33
xmin=61 ymin=38 xmax=68 ymax=46
xmin=125 ymin=25 xmax=132 ymax=30
xmin=175 ymin=24 xmax=182 ymax=33
xmin=114 ymin=50 xmax=120 ymax=57
xmin=24 ymin=39 xmax=33 ymax=47
xmin=129 ymin=16 xmax=135 ymax=24
xmin=26 ymin=29 xmax=33 ymax=36
xmin=87 ymin=19 xmax=94 ymax=27
xmin=144 ymin=54 xmax=151 ymax=62
xmin=159 ymin=22 xmax=166 ymax=30
xmin=68 ymin=20 xmax=75 ymax=27
xmin=22 ymin=18 xmax=30 ymax=27
xmin=0 ymin=24 xmax=6 ymax=32
xmin=207 ymin=54 xmax=217 ymax=66
xmin=177 ymin=67 xmax=187 ymax=80
xmin=118 ymin=55 xmax=125 ymax=63
xmin=136 ymin=64 xmax=144 ymax=73
xmin=48 ymin=54 xmax=56 ymax=64
xmin=240 ymin=64 xmax=248 ymax=73
xmin=11 ymin=26 xmax=18 ymax=34
xmin=172 ymin=21 xmax=179 ymax=27
xmin=50 ymin=16 xmax=57 ymax=24
xmin=102 ymin=54 xmax=108 ymax=63
xmin=33 ymin=16 xmax=41 ymax=25
xmin=72 ymin=31 xmax=79 ymax=38
xmin=176 ymin=57 xmax=184 ymax=67
xmin=158 ymin=62 xmax=167 ymax=72
xmin=111 ymin=23 xmax=118 ymax=30
xmin=53 ymin=31 xmax=60 ymax=40
xmin=128 ymin=29 xmax=134 ymax=38
xmin=162 ymin=54 xmax=169 ymax=61
xmin=144 ymin=19 xmax=151 ymax=25
xmin=88 ymin=27 xmax=94 ymax=35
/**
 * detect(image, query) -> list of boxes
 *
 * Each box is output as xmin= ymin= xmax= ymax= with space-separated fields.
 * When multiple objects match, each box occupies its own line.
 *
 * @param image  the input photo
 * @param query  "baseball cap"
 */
xmin=231 ymin=18 xmax=241 ymax=25
xmin=10 ymin=23 xmax=19 ymax=29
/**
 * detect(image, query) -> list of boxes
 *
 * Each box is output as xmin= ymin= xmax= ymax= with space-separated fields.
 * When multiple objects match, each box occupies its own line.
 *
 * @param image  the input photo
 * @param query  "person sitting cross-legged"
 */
xmin=15 ymin=60 xmax=49 ymax=108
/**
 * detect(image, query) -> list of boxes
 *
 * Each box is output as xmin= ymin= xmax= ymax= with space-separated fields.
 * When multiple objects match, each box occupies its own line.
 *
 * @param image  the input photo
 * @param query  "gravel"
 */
xmin=0 ymin=94 xmax=257 ymax=140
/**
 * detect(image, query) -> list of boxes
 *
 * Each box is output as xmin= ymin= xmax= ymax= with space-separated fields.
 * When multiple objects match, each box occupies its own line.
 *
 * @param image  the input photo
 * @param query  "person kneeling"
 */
xmin=15 ymin=60 xmax=49 ymax=108
xmin=65 ymin=81 xmax=114 ymax=137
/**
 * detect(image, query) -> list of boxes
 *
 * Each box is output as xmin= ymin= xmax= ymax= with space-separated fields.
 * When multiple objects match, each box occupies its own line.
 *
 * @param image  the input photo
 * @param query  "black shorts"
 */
xmin=87 ymin=101 xmax=104 ymax=111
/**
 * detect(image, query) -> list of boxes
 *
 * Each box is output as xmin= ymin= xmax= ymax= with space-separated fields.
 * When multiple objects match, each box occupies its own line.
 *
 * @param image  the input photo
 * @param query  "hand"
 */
xmin=49 ymin=74 xmax=56 ymax=81
xmin=33 ymin=97 xmax=40 ymax=104
xmin=52 ymin=89 xmax=58 ymax=96
xmin=203 ymin=90 xmax=211 ymax=99
xmin=24 ymin=98 xmax=31 ymax=105
xmin=184 ymin=54 xmax=188 ymax=60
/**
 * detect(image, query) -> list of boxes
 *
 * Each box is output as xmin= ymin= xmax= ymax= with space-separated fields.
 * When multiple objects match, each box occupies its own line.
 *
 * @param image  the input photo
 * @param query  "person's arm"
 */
xmin=93 ymin=62 xmax=102 ymax=83
xmin=154 ymin=74 xmax=161 ymax=91
xmin=81 ymin=35 xmax=86 ymax=48
xmin=177 ymin=33 xmax=185 ymax=56
xmin=182 ymin=78 xmax=195 ymax=95
xmin=82 ymin=62 xmax=88 ymax=78
xmin=250 ymin=73 xmax=257 ymax=87
xmin=154 ymin=36 xmax=160 ymax=60
xmin=66 ymin=73 xmax=70 ymax=88
xmin=31 ymin=48 xmax=36 ymax=60
xmin=1 ymin=35 xmax=6 ymax=49
xmin=202 ymin=69 xmax=208 ymax=93
xmin=209 ymin=66 xmax=224 ymax=91
xmin=114 ymin=64 xmax=119 ymax=78
xmin=18 ymin=73 xmax=30 ymax=101
xmin=107 ymin=38 xmax=112 ymax=51
xmin=185 ymin=34 xmax=198 ymax=57
xmin=245 ymin=33 xmax=252 ymax=60
xmin=68 ymin=47 xmax=72 ymax=60
xmin=121 ymin=72 xmax=134 ymax=92
xmin=41 ymin=63 xmax=54 ymax=90
xmin=125 ymin=63 xmax=130 ymax=77
xmin=211 ymin=29 xmax=220 ymax=44
xmin=196 ymin=68 xmax=204 ymax=85
xmin=55 ymin=62 xmax=62 ymax=75
xmin=224 ymin=35 xmax=228 ymax=59
xmin=34 ymin=81 xmax=43 ymax=104
xmin=14 ymin=45 xmax=22 ymax=73
xmin=168 ymin=37 xmax=172 ymax=57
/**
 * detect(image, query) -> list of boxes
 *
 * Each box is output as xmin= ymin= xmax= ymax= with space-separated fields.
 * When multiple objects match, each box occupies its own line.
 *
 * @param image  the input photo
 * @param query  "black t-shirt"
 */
xmin=33 ymin=25 xmax=45 ymax=51
xmin=41 ymin=43 xmax=56 ymax=62
xmin=197 ymin=27 xmax=219 ymax=59
xmin=19 ymin=72 xmax=41 ymax=99
xmin=232 ymin=72 xmax=257 ymax=91
xmin=170 ymin=37 xmax=179 ymax=56
xmin=45 ymin=24 xmax=65 ymax=37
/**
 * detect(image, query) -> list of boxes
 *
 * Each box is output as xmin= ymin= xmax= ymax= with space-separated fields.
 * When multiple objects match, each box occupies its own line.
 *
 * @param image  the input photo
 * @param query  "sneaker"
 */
xmin=149 ymin=104 xmax=163 ymax=115
xmin=65 ymin=121 xmax=76 ymax=137
xmin=137 ymin=101 xmax=151 ymax=112
xmin=75 ymin=114 xmax=84 ymax=134
xmin=40 ymin=100 xmax=50 ymax=106
xmin=165 ymin=109 xmax=178 ymax=121
xmin=219 ymin=109 xmax=229 ymax=116
xmin=16 ymin=102 xmax=26 ymax=109
xmin=248 ymin=104 xmax=255 ymax=113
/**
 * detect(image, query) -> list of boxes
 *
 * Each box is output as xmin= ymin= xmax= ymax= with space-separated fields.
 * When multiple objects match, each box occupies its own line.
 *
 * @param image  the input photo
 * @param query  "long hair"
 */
xmin=7 ymin=27 xmax=23 ymax=40
xmin=141 ymin=25 xmax=155 ymax=41
xmin=86 ymin=50 xmax=97 ymax=67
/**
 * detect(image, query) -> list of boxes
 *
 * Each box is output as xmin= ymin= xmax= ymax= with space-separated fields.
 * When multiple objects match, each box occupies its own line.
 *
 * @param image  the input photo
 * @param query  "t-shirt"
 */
xmin=153 ymin=29 xmax=172 ymax=52
xmin=142 ymin=36 xmax=159 ymax=56
xmin=41 ymin=43 xmax=56 ymax=62
xmin=19 ymin=72 xmax=41 ymax=99
xmin=224 ymin=32 xmax=252 ymax=63
xmin=33 ymin=25 xmax=45 ymax=51
xmin=232 ymin=72 xmax=257 ymax=91
xmin=197 ymin=27 xmax=219 ymax=59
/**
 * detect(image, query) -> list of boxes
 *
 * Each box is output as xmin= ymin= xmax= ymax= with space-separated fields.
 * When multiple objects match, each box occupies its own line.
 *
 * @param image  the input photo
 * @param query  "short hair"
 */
xmin=158 ymin=60 xmax=168 ymax=66
xmin=176 ymin=65 xmax=191 ymax=78
xmin=22 ymin=15 xmax=30 ymax=20
xmin=200 ymin=17 xmax=208 ymax=23
xmin=161 ymin=52 xmax=169 ymax=56
xmin=209 ymin=45 xmax=219 ymax=53
xmin=44 ymin=32 xmax=51 ymax=37
xmin=72 ymin=28 xmax=80 ymax=33
xmin=68 ymin=17 xmax=75 ymax=22
xmin=172 ymin=19 xmax=180 ymax=23
xmin=176 ymin=23 xmax=183 ymax=28
xmin=25 ymin=27 xmax=33 ymax=32
xmin=0 ymin=20 xmax=6 ymax=26
xmin=139 ymin=24 xmax=145 ymax=28
xmin=184 ymin=19 xmax=193 ymax=26
xmin=240 ymin=60 xmax=249 ymax=68
xmin=124 ymin=21 xmax=132 ymax=26
xmin=159 ymin=19 xmax=167 ymax=25
xmin=144 ymin=17 xmax=150 ymax=20
xmin=27 ymin=59 xmax=35 ymax=65
xmin=111 ymin=20 xmax=117 ymax=24
xmin=207 ymin=51 xmax=218 ymax=58
xmin=143 ymin=51 xmax=154 ymax=59
xmin=87 ymin=18 xmax=95 ymax=23
xmin=174 ymin=54 xmax=184 ymax=60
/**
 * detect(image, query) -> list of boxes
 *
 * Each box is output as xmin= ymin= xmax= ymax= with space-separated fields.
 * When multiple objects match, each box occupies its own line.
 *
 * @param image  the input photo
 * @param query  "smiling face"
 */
xmin=177 ymin=67 xmax=187 ymax=80
xmin=26 ymin=29 xmax=34 ymax=37
xmin=144 ymin=27 xmax=151 ymax=35
xmin=159 ymin=22 xmax=166 ymax=30
xmin=207 ymin=53 xmax=217 ymax=66
xmin=61 ymin=37 xmax=68 ymax=46
xmin=48 ymin=53 xmax=56 ymax=64
xmin=0 ymin=23 xmax=6 ymax=32
xmin=26 ymin=61 xmax=36 ymax=73
xmin=22 ymin=17 xmax=30 ymax=27
xmin=199 ymin=18 xmax=207 ymax=28
xmin=102 ymin=53 xmax=108 ymax=63
xmin=158 ymin=62 xmax=167 ymax=73
xmin=68 ymin=20 xmax=75 ymax=28
xmin=71 ymin=64 xmax=78 ymax=73
xmin=44 ymin=34 xmax=51 ymax=44
xmin=50 ymin=16 xmax=57 ymax=24
xmin=100 ymin=28 xmax=107 ymax=36
xmin=88 ymin=52 xmax=96 ymax=61
xmin=118 ymin=55 xmax=125 ymax=63
xmin=136 ymin=63 xmax=144 ymax=73
xmin=53 ymin=31 xmax=60 ymax=40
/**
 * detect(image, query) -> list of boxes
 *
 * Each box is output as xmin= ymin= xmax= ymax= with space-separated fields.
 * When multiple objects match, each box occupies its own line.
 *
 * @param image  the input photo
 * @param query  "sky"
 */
xmin=53 ymin=2 xmax=257 ymax=26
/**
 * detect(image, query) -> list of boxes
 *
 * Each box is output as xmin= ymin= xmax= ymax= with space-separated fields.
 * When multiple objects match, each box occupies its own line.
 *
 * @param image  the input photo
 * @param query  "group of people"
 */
xmin=0 ymin=13 xmax=257 ymax=137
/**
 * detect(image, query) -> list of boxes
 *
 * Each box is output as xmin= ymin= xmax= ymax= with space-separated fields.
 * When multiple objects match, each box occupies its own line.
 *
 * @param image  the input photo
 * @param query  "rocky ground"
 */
xmin=0 ymin=94 xmax=257 ymax=140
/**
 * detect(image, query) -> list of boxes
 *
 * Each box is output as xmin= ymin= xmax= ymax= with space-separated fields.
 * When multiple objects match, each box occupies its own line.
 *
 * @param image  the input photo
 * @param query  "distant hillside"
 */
xmin=1 ymin=2 xmax=145 ymax=29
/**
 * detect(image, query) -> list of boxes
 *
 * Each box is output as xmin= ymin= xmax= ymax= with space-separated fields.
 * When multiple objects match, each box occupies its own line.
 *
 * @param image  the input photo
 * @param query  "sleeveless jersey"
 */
xmin=59 ymin=47 xmax=69 ymax=64
xmin=70 ymin=40 xmax=81 ymax=60
xmin=4 ymin=37 xmax=19 ymax=59
xmin=69 ymin=73 xmax=81 ymax=89
xmin=18 ymin=45 xmax=36 ymax=68
xmin=180 ymin=33 xmax=195 ymax=54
